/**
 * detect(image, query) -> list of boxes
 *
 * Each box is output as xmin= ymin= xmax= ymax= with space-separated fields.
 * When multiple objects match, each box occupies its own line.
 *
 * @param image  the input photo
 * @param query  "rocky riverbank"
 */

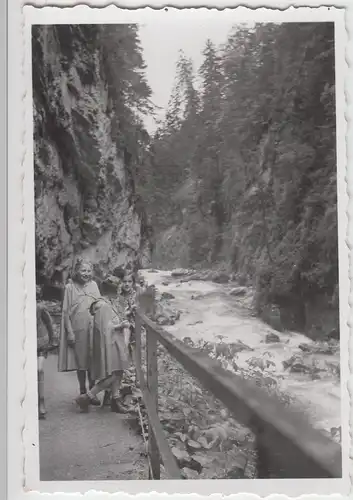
xmin=133 ymin=268 xmax=341 ymax=478
xmin=142 ymin=269 xmax=341 ymax=436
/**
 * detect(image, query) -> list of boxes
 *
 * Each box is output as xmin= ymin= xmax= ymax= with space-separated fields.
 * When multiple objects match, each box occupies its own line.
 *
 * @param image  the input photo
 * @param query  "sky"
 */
xmin=138 ymin=19 xmax=237 ymax=133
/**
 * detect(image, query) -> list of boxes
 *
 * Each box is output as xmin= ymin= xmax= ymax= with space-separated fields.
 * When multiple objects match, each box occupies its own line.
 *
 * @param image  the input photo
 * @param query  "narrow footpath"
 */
xmin=39 ymin=354 xmax=147 ymax=481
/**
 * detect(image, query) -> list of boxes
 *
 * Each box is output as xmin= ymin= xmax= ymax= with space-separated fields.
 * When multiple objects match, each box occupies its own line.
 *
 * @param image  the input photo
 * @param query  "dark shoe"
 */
xmin=102 ymin=390 xmax=111 ymax=407
xmin=120 ymin=384 xmax=133 ymax=397
xmin=90 ymin=396 xmax=101 ymax=406
xmin=111 ymin=398 xmax=129 ymax=414
xmin=75 ymin=394 xmax=90 ymax=413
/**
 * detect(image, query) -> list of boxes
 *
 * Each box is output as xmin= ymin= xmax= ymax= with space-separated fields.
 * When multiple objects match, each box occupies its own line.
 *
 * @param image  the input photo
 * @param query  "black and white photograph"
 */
xmin=12 ymin=5 xmax=349 ymax=496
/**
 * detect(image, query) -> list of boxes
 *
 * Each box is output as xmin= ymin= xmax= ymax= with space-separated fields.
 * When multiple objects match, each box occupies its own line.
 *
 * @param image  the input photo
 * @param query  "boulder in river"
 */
xmin=325 ymin=360 xmax=340 ymax=379
xmin=298 ymin=342 xmax=338 ymax=355
xmin=290 ymin=362 xmax=313 ymax=374
xmin=228 ymin=340 xmax=253 ymax=354
xmin=190 ymin=293 xmax=207 ymax=300
xmin=161 ymin=291 xmax=175 ymax=300
xmin=171 ymin=268 xmax=192 ymax=278
xmin=298 ymin=343 xmax=311 ymax=353
xmin=229 ymin=287 xmax=247 ymax=297
xmin=283 ymin=354 xmax=320 ymax=376
xmin=211 ymin=272 xmax=230 ymax=284
xmin=265 ymin=332 xmax=280 ymax=343
xmin=154 ymin=301 xmax=181 ymax=326
xmin=214 ymin=340 xmax=252 ymax=359
xmin=156 ymin=315 xmax=174 ymax=326
xmin=283 ymin=354 xmax=303 ymax=370
xmin=199 ymin=271 xmax=216 ymax=281
xmin=180 ymin=270 xmax=213 ymax=282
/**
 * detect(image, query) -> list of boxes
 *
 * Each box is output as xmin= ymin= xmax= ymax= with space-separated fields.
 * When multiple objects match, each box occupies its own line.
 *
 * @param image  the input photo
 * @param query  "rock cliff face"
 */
xmin=32 ymin=25 xmax=151 ymax=288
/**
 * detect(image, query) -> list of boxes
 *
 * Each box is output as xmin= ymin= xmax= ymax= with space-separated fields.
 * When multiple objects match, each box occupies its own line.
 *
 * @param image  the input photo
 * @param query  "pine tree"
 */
xmin=96 ymin=24 xmax=154 ymax=200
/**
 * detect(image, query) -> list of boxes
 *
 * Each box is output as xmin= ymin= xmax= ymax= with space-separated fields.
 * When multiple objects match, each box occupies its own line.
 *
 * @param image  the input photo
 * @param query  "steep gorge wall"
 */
xmin=33 ymin=26 xmax=151 ymax=288
xmin=145 ymin=24 xmax=338 ymax=339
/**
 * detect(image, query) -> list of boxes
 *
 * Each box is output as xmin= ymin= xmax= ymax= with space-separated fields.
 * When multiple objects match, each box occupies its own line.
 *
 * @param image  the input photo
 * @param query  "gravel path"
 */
xmin=39 ymin=354 xmax=147 ymax=481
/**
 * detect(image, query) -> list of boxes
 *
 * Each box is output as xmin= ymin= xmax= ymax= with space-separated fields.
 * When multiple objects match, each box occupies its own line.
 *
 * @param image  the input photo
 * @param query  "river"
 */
xmin=141 ymin=269 xmax=341 ymax=436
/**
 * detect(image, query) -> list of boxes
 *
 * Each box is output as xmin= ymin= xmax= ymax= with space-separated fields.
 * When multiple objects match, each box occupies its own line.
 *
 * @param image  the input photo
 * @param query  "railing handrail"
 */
xmin=135 ymin=291 xmax=341 ymax=480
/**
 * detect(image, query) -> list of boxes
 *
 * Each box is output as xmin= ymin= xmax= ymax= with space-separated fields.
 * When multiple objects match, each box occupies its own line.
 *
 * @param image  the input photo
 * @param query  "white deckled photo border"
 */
xmin=7 ymin=2 xmax=352 ymax=499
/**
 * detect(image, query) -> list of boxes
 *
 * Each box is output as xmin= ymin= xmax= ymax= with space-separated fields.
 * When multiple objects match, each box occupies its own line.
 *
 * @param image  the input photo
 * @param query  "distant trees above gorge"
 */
xmin=136 ymin=22 xmax=337 ymax=335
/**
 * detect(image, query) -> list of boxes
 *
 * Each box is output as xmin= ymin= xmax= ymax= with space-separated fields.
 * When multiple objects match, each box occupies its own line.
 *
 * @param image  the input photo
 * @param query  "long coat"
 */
xmin=58 ymin=280 xmax=100 ymax=372
xmin=90 ymin=300 xmax=130 ymax=382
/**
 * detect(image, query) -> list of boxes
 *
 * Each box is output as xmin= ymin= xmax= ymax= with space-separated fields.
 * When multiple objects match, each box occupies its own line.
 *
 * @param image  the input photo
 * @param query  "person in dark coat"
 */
xmin=75 ymin=297 xmax=131 ymax=414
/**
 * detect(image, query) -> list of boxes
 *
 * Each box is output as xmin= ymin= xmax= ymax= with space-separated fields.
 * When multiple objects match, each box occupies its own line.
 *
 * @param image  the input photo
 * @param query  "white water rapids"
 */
xmin=141 ymin=269 xmax=341 ymax=435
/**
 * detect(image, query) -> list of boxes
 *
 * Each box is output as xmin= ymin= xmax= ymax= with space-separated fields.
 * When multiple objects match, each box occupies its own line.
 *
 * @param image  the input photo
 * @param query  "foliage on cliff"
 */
xmin=139 ymin=22 xmax=337 ymax=333
xmin=32 ymin=24 xmax=153 ymax=287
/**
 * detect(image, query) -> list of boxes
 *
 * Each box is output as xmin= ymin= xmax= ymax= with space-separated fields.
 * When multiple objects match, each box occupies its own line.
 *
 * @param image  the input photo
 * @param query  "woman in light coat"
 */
xmin=58 ymin=259 xmax=101 ymax=404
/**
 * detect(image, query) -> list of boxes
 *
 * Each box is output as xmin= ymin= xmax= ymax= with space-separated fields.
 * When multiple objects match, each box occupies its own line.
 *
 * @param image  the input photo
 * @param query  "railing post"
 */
xmin=256 ymin=427 xmax=270 ymax=478
xmin=146 ymin=326 xmax=160 ymax=479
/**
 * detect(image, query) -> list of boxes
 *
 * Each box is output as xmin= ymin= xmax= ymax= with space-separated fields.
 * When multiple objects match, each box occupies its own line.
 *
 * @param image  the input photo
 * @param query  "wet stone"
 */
xmin=229 ymin=286 xmax=247 ymax=297
xmin=265 ymin=332 xmax=280 ymax=343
